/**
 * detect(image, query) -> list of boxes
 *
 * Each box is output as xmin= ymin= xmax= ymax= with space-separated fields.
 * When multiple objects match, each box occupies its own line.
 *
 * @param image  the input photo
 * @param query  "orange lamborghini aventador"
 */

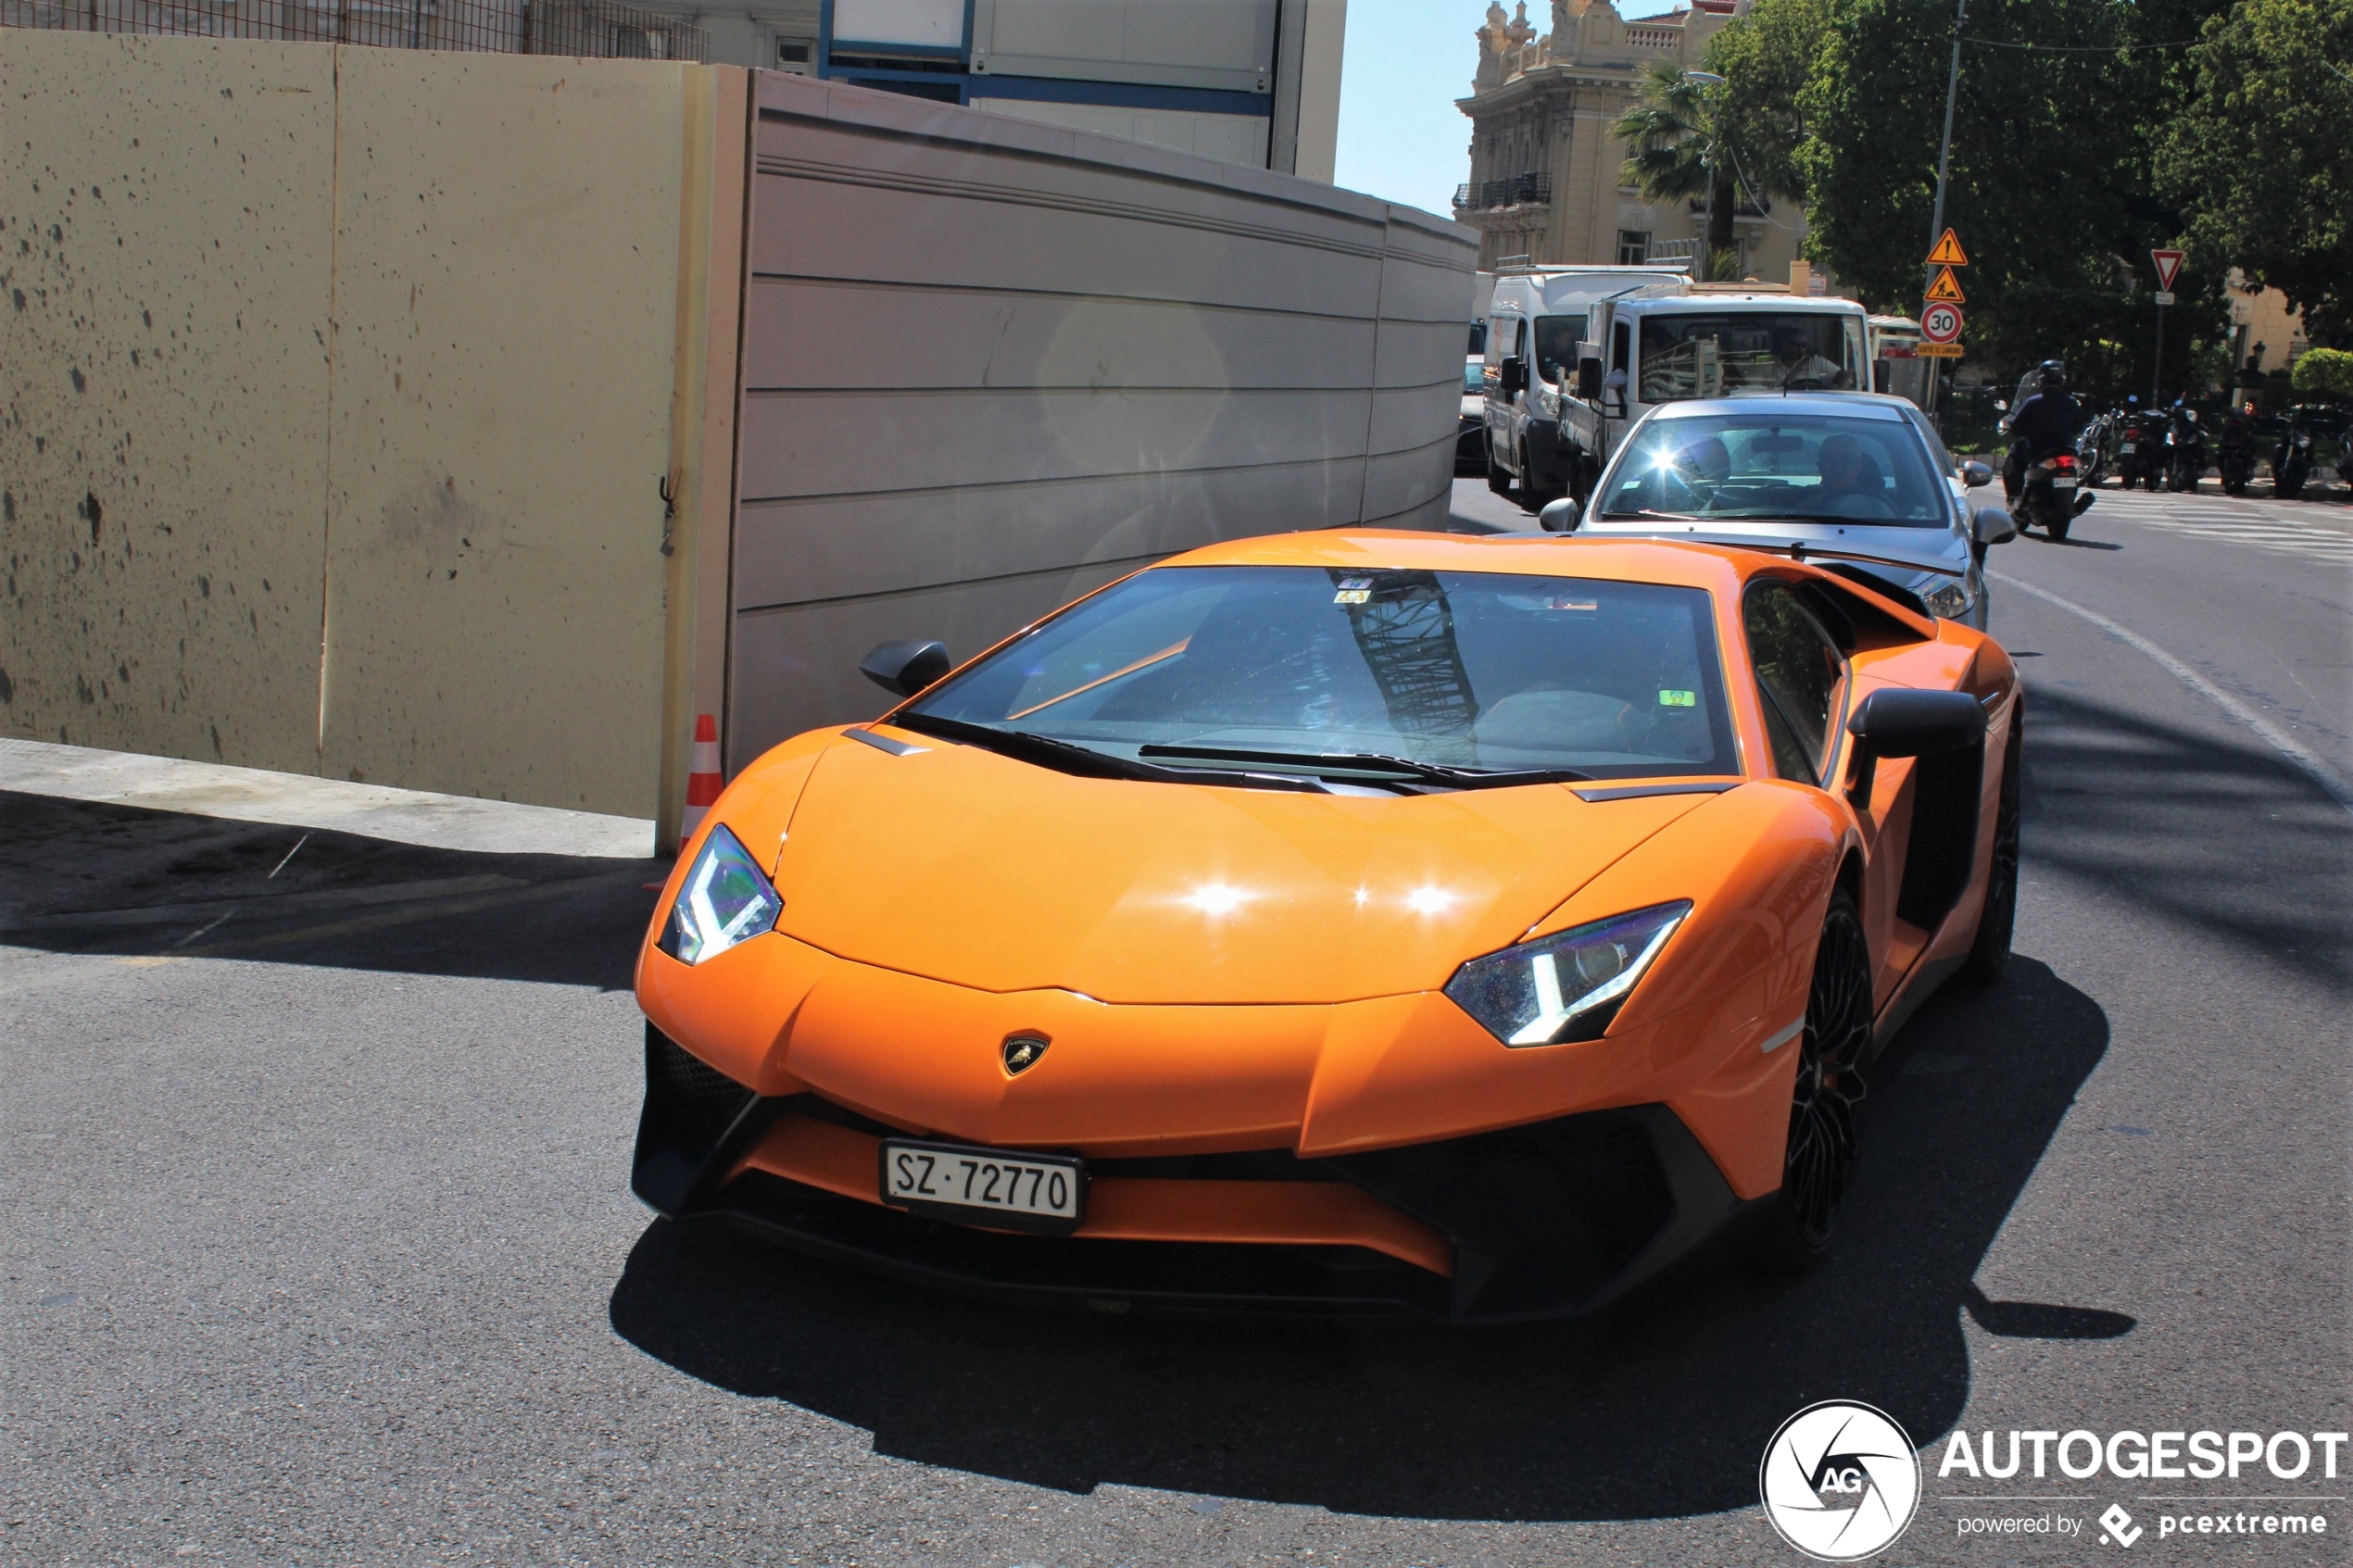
xmin=632 ymin=531 xmax=2020 ymax=1323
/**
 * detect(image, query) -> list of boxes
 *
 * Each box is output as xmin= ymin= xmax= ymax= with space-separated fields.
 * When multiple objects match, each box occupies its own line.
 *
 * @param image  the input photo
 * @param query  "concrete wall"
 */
xmin=723 ymin=71 xmax=1476 ymax=766
xmin=2 ymin=31 xmax=728 ymax=819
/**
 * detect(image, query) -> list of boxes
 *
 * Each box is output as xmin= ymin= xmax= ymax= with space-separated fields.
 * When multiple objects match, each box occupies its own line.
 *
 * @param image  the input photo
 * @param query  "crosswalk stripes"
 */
xmin=2079 ymin=487 xmax=2353 ymax=565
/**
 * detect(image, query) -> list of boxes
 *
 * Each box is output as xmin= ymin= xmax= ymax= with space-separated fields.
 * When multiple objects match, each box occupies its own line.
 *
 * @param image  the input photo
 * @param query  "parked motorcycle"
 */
xmin=2014 ymin=449 xmax=2093 ymax=541
xmin=2271 ymin=411 xmax=2316 ymax=499
xmin=2115 ymin=399 xmax=2160 ymax=490
xmin=2075 ymin=409 xmax=2114 ymax=488
xmin=2165 ymin=405 xmax=2208 ymax=492
xmin=2339 ymin=416 xmax=2353 ymax=488
xmin=2216 ymin=407 xmax=2257 ymax=495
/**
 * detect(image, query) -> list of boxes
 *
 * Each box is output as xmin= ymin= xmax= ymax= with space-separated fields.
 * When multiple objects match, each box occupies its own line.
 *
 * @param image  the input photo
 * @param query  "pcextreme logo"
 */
xmin=1760 ymin=1400 xmax=1924 ymax=1562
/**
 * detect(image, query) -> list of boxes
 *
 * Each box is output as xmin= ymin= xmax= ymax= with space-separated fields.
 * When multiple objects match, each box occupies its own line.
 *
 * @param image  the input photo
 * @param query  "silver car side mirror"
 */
xmin=1961 ymin=460 xmax=1994 ymax=488
xmin=1539 ymin=496 xmax=1582 ymax=533
xmin=1973 ymin=506 xmax=2017 ymax=546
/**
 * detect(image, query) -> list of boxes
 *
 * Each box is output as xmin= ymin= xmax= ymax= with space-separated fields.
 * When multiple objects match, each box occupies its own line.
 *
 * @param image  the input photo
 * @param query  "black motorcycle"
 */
xmin=2165 ymin=406 xmax=2208 ymax=493
xmin=2271 ymin=412 xmax=2316 ymax=499
xmin=2115 ymin=401 xmax=2160 ymax=490
xmin=2075 ymin=409 xmax=2115 ymax=487
xmin=2216 ymin=409 xmax=2257 ymax=495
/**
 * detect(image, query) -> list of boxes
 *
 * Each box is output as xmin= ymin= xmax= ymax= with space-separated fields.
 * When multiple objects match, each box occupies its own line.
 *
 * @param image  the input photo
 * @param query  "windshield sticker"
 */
xmin=1659 ymin=689 xmax=1698 ymax=708
xmin=1334 ymin=576 xmax=1376 ymax=604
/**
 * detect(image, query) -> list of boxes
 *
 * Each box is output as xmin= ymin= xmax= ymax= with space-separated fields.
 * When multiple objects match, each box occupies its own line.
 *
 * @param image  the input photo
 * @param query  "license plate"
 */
xmin=2050 ymin=476 xmax=2077 ymax=489
xmin=880 ymin=1138 xmax=1086 ymax=1235
xmin=2120 ymin=442 xmax=2135 ymax=453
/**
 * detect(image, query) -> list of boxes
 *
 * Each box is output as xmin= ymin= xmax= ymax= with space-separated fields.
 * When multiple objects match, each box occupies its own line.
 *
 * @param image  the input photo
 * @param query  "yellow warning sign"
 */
xmin=1926 ymin=229 xmax=1969 ymax=267
xmin=1916 ymin=343 xmax=1966 ymax=358
xmin=1925 ymin=267 xmax=1968 ymax=304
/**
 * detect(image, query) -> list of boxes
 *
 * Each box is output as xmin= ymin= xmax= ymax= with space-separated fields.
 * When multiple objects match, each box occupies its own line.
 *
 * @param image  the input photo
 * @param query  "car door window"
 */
xmin=1744 ymin=582 xmax=1846 ymax=783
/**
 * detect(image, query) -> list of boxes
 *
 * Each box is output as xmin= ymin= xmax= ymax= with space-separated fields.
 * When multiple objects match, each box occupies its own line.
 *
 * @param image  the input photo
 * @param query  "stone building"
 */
xmin=1454 ymin=0 xmax=1810 ymax=279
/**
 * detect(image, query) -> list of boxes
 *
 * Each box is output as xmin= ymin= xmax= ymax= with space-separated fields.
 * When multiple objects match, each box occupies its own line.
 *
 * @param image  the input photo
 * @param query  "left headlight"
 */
xmin=657 ymin=823 xmax=782 ymax=965
xmin=1444 ymin=900 xmax=1692 ymax=1047
xmin=1923 ymin=576 xmax=1977 ymax=621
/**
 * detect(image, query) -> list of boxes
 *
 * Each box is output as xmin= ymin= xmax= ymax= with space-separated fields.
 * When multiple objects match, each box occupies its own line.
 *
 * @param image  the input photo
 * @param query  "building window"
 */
xmin=1617 ymin=230 xmax=1651 ymax=265
xmin=776 ymin=37 xmax=814 ymax=71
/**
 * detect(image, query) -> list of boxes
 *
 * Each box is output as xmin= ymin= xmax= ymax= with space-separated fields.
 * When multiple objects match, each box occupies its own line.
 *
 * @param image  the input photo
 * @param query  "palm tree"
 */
xmin=1615 ymin=58 xmax=1738 ymax=281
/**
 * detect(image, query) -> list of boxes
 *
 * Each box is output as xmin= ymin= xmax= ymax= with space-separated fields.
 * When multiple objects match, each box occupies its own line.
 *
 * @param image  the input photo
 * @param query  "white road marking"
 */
xmin=2084 ymin=489 xmax=2353 ymax=563
xmin=1989 ymin=571 xmax=2353 ymax=822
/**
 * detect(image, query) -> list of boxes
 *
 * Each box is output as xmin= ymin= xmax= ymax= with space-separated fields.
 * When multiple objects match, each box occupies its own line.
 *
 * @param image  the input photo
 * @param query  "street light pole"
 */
xmin=1922 ymin=0 xmax=1969 ymax=416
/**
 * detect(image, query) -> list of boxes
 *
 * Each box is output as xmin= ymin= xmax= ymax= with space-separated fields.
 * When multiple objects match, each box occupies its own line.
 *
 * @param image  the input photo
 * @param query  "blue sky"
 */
xmin=1332 ymin=0 xmax=1680 ymax=218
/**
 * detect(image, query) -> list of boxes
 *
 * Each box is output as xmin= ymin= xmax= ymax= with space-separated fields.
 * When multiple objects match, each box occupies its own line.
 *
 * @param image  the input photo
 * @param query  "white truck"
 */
xmin=1483 ymin=269 xmax=1871 ymax=512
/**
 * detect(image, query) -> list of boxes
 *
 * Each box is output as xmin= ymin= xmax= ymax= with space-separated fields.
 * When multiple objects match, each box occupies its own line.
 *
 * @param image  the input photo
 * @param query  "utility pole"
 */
xmin=1684 ymin=70 xmax=1726 ymax=283
xmin=1922 ymin=0 xmax=1969 ymax=416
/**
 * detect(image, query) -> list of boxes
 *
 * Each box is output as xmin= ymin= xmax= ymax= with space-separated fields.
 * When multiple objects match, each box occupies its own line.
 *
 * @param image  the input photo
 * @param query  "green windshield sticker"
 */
xmin=1658 ymin=689 xmax=1697 ymax=708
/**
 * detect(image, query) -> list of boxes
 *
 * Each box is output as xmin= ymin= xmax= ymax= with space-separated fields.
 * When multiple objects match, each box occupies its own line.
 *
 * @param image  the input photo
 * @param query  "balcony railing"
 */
xmin=1453 ymin=172 xmax=1554 ymax=212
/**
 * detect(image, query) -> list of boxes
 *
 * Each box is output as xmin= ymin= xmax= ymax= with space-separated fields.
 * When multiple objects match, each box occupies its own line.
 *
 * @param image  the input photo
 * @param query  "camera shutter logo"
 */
xmin=1759 ymin=1400 xmax=1922 ymax=1561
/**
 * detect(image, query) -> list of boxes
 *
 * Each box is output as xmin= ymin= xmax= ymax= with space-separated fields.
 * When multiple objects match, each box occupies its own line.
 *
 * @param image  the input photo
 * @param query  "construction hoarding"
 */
xmin=2 ymin=31 xmax=1475 ymax=840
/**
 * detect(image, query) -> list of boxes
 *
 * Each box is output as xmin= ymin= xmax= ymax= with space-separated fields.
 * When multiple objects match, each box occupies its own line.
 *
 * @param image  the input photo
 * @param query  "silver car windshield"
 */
xmin=1598 ymin=413 xmax=1950 ymax=528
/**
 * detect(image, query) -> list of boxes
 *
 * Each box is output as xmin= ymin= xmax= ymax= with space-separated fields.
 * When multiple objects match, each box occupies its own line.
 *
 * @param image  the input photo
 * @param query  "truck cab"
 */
xmin=1486 ymin=272 xmax=1869 ymax=514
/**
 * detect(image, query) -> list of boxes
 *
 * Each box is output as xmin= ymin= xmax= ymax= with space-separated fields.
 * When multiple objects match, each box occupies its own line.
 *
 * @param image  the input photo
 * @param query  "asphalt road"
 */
xmin=4 ymin=476 xmax=2347 ymax=1567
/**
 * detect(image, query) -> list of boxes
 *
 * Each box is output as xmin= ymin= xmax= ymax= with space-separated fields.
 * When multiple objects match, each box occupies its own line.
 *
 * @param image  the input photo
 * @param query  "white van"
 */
xmin=1485 ymin=270 xmax=1870 ymax=513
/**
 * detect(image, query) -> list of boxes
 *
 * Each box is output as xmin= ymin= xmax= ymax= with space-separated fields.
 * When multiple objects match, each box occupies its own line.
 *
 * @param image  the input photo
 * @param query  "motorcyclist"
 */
xmin=2003 ymin=361 xmax=2084 ymax=502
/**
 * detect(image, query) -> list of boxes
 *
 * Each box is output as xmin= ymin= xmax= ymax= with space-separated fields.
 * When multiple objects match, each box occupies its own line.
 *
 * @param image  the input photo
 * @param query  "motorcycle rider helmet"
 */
xmin=2035 ymin=360 xmax=2066 ymax=392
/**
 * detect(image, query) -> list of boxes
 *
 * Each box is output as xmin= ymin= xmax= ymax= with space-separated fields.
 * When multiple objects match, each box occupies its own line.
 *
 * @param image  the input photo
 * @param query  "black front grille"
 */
xmin=634 ymin=1024 xmax=767 ymax=1216
xmin=1897 ymin=743 xmax=1984 ymax=929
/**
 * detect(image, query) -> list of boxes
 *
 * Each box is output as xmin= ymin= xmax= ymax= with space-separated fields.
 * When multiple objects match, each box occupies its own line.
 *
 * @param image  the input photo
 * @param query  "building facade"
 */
xmin=631 ymin=0 xmax=1345 ymax=180
xmin=1453 ymin=0 xmax=1808 ymax=279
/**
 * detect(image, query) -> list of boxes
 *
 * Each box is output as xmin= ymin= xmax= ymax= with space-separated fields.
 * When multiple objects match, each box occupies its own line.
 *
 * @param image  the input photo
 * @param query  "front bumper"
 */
xmin=633 ymin=1024 xmax=1745 ymax=1323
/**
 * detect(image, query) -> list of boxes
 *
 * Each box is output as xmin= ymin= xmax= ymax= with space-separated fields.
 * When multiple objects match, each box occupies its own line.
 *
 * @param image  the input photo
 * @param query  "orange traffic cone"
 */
xmin=682 ymin=713 xmax=722 ymax=844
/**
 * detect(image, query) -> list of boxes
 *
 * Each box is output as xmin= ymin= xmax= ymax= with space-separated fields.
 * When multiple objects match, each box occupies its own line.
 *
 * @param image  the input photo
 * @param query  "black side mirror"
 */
xmin=1843 ymin=687 xmax=1985 ymax=809
xmin=1576 ymin=356 xmax=1603 ymax=400
xmin=1961 ymin=460 xmax=1994 ymax=489
xmin=1538 ymin=496 xmax=1581 ymax=533
xmin=1501 ymin=356 xmax=1527 ymax=397
xmin=860 ymin=639 xmax=950 ymax=697
xmin=1972 ymin=506 xmax=2016 ymax=545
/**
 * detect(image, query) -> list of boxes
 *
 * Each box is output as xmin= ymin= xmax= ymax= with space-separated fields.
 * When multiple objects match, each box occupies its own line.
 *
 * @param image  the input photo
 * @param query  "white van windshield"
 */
xmin=1639 ymin=313 xmax=1856 ymax=400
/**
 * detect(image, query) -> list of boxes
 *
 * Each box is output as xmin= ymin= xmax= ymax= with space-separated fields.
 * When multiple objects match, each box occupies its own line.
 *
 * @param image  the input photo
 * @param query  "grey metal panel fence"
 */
xmin=0 ymin=0 xmax=709 ymax=59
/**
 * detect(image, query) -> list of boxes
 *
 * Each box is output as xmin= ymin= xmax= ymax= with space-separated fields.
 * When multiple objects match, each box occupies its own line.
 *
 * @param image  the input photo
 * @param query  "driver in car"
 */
xmin=1674 ymin=435 xmax=1732 ymax=491
xmin=1773 ymin=325 xmax=1846 ymax=389
xmin=1812 ymin=433 xmax=1892 ymax=517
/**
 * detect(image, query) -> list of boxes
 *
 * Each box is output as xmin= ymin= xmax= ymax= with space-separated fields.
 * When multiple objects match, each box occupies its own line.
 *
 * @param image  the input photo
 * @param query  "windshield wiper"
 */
xmin=1137 ymin=744 xmax=1592 ymax=789
xmin=888 ymin=712 xmax=1327 ymax=792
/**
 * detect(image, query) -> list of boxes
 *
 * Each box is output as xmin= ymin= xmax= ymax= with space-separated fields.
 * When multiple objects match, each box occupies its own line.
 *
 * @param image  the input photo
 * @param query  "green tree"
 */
xmin=1704 ymin=0 xmax=1834 ymax=207
xmin=1614 ymin=59 xmax=1738 ymax=279
xmin=2292 ymin=347 xmax=2353 ymax=400
xmin=2158 ymin=0 xmax=2353 ymax=345
xmin=1789 ymin=0 xmax=2231 ymax=399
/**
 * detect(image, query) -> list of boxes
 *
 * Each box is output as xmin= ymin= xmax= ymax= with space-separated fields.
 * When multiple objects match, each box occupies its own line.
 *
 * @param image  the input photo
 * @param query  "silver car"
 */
xmin=1539 ymin=393 xmax=2013 ymax=631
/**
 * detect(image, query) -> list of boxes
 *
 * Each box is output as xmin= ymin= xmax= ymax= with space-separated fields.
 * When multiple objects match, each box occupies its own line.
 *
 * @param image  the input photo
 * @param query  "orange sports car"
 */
xmin=632 ymin=530 xmax=2020 ymax=1323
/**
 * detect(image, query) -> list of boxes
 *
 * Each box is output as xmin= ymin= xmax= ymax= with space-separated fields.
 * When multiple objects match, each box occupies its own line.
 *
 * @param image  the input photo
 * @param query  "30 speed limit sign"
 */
xmin=1920 ymin=301 xmax=1965 ymax=343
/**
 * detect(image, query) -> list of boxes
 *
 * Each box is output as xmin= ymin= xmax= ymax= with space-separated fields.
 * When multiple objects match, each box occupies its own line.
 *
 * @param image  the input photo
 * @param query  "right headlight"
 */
xmin=1444 ymin=900 xmax=1692 ymax=1047
xmin=657 ymin=822 xmax=782 ymax=965
xmin=1922 ymin=577 xmax=1976 ymax=620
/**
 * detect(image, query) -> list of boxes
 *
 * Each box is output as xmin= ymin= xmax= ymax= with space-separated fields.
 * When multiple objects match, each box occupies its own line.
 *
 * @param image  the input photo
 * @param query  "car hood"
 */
xmin=764 ymin=732 xmax=1712 ymax=1005
xmin=1577 ymin=515 xmax=1968 ymax=600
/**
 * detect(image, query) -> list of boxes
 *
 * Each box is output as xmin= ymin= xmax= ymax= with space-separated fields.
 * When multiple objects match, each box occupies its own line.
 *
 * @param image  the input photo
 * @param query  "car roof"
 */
xmin=1646 ymin=392 xmax=1916 ymax=422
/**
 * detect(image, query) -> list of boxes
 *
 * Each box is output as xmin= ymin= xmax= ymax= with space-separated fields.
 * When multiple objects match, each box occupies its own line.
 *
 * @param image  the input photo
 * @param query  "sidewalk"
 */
xmin=0 ymin=738 xmax=654 ymax=859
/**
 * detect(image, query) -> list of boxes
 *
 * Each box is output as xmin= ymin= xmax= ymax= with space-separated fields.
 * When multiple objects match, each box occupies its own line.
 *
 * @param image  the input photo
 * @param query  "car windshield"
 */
xmin=1533 ymin=314 xmax=1588 ymax=384
xmin=905 ymin=566 xmax=1739 ymax=783
xmin=1597 ymin=412 xmax=1951 ymax=527
xmin=1639 ymin=312 xmax=1856 ymax=399
xmin=1464 ymin=360 xmax=1485 ymax=393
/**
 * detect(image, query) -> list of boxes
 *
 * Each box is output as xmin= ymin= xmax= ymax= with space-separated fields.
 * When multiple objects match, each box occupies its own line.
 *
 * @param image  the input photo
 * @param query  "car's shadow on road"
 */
xmin=609 ymin=960 xmax=2110 ymax=1522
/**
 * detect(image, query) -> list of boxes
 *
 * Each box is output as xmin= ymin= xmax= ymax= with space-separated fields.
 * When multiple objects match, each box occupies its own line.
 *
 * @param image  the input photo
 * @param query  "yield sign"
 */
xmin=1924 ymin=267 xmax=1967 ymax=304
xmin=2151 ymin=248 xmax=2185 ymax=291
xmin=1926 ymin=229 xmax=1969 ymax=267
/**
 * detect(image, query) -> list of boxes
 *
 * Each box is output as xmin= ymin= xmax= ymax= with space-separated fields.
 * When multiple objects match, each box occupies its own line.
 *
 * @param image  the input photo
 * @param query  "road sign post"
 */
xmin=2150 ymin=249 xmax=2185 ymax=406
xmin=1919 ymin=231 xmax=1970 ymax=411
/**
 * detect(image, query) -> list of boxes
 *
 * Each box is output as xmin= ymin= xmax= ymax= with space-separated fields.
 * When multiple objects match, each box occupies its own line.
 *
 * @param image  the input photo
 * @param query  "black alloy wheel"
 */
xmin=1750 ymin=888 xmax=1874 ymax=1271
xmin=1962 ymin=693 xmax=2023 ymax=985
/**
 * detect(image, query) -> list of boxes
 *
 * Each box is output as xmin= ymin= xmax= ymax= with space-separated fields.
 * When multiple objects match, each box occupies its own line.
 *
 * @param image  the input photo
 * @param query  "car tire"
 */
xmin=1960 ymin=695 xmax=2022 ymax=985
xmin=1487 ymin=448 xmax=1512 ymax=496
xmin=1747 ymin=887 xmax=1873 ymax=1273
